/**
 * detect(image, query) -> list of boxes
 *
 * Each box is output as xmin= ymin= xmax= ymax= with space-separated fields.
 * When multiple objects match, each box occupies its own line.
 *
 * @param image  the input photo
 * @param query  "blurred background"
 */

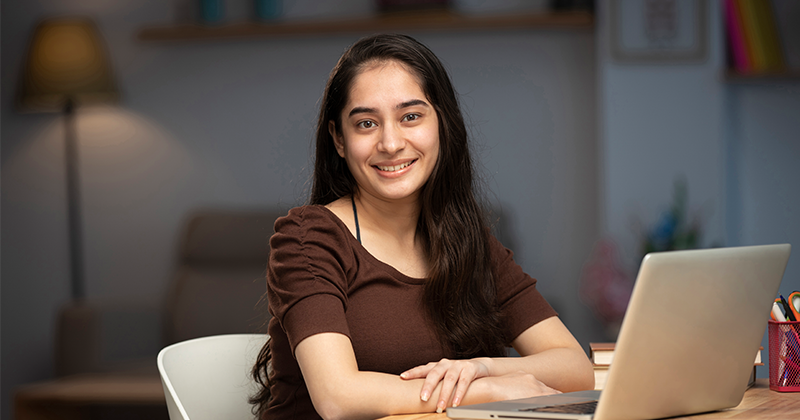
xmin=2 ymin=0 xmax=799 ymax=419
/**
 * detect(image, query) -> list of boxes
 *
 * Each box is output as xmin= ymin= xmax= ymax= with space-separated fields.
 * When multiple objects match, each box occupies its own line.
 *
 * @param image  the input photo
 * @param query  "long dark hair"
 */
xmin=251 ymin=34 xmax=505 ymax=416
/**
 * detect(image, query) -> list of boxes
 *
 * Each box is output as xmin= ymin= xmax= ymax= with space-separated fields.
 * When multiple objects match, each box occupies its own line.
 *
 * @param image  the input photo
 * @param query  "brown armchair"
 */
xmin=14 ymin=209 xmax=281 ymax=420
xmin=54 ymin=208 xmax=281 ymax=377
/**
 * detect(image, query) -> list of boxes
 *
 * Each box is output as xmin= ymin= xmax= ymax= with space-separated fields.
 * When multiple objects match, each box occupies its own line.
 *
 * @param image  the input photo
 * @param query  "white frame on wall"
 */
xmin=610 ymin=0 xmax=708 ymax=63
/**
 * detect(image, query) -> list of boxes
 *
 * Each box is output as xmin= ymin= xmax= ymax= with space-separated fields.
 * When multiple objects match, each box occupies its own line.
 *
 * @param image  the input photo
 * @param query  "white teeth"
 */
xmin=377 ymin=161 xmax=413 ymax=172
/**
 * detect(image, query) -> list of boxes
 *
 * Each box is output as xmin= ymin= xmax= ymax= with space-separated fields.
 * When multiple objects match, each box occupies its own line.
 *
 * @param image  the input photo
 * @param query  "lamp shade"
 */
xmin=18 ymin=17 xmax=118 ymax=112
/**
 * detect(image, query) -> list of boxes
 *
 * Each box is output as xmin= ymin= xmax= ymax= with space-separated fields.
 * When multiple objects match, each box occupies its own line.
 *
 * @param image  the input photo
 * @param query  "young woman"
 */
xmin=251 ymin=34 xmax=594 ymax=420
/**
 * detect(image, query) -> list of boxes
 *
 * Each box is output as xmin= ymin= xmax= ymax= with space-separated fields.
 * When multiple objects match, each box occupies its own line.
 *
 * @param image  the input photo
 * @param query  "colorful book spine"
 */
xmin=727 ymin=0 xmax=787 ymax=74
xmin=755 ymin=0 xmax=786 ymax=71
xmin=738 ymin=0 xmax=768 ymax=72
xmin=724 ymin=0 xmax=752 ymax=73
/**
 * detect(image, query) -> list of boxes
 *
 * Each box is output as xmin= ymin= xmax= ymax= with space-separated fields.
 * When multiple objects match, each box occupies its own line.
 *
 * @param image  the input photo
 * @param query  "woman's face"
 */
xmin=330 ymin=60 xmax=440 ymax=205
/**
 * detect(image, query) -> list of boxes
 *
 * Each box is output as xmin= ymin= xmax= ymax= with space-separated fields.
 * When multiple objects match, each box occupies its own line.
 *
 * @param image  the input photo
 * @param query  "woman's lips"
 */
xmin=373 ymin=159 xmax=417 ymax=177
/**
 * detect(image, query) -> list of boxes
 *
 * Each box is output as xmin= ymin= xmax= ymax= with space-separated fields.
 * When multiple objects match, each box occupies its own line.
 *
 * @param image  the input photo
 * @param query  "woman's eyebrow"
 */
xmin=397 ymin=99 xmax=428 ymax=109
xmin=348 ymin=106 xmax=375 ymax=117
xmin=347 ymin=99 xmax=429 ymax=117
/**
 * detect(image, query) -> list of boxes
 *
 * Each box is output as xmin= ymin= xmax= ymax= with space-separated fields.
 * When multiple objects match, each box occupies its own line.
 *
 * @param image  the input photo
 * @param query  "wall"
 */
xmin=598 ymin=1 xmax=800 ymax=378
xmin=728 ymin=85 xmax=800 ymax=253
xmin=1 ymin=1 xmax=600 ymax=418
xmin=599 ymin=1 xmax=725 ymax=266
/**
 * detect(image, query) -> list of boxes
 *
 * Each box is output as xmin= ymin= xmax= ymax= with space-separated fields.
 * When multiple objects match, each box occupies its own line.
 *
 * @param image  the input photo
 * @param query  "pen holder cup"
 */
xmin=769 ymin=320 xmax=800 ymax=392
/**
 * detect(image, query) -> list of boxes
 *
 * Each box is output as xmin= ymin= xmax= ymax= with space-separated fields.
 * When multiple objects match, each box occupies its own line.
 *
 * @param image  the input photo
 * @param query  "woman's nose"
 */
xmin=377 ymin=124 xmax=406 ymax=155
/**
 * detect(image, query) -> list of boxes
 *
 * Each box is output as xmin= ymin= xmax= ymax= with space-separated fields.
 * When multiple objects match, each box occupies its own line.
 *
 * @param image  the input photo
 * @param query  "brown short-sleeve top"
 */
xmin=264 ymin=205 xmax=557 ymax=419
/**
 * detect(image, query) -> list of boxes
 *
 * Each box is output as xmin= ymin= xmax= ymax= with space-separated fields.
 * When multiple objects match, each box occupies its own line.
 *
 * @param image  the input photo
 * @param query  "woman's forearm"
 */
xmin=398 ymin=318 xmax=595 ymax=411
xmin=297 ymin=333 xmax=497 ymax=420
xmin=305 ymin=352 xmax=587 ymax=419
xmin=298 ymin=325 xmax=593 ymax=419
xmin=309 ymin=371 xmax=431 ymax=420
xmin=481 ymin=347 xmax=595 ymax=392
xmin=308 ymin=370 xmax=500 ymax=420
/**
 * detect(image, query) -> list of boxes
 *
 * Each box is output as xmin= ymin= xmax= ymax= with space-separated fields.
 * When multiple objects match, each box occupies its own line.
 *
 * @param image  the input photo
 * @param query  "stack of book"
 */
xmin=723 ymin=0 xmax=788 ymax=74
xmin=589 ymin=342 xmax=615 ymax=391
xmin=589 ymin=342 xmax=763 ymax=391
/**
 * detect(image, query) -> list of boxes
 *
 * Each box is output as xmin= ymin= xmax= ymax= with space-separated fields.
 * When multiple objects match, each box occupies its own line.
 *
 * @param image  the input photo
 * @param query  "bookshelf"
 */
xmin=724 ymin=69 xmax=800 ymax=83
xmin=137 ymin=9 xmax=594 ymax=42
xmin=723 ymin=0 xmax=800 ymax=81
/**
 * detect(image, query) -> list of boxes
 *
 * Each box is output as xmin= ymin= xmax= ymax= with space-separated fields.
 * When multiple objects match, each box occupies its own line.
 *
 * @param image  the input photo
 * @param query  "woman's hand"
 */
xmin=479 ymin=371 xmax=562 ymax=401
xmin=401 ymin=359 xmax=561 ymax=413
xmin=400 ymin=358 xmax=491 ymax=412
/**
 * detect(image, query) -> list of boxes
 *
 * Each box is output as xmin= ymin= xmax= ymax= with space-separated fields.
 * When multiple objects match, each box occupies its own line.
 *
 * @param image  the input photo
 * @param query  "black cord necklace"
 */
xmin=351 ymin=196 xmax=361 ymax=244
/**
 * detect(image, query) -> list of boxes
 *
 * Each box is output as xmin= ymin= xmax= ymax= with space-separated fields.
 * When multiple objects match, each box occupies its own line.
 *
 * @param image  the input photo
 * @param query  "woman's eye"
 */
xmin=403 ymin=113 xmax=420 ymax=122
xmin=357 ymin=121 xmax=375 ymax=129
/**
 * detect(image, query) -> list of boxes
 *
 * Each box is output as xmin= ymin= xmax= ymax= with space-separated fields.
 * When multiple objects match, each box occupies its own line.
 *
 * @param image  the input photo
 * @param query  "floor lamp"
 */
xmin=17 ymin=18 xmax=119 ymax=301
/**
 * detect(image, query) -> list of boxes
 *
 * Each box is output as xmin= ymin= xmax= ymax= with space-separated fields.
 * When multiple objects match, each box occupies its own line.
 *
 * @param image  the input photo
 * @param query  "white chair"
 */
xmin=157 ymin=334 xmax=269 ymax=420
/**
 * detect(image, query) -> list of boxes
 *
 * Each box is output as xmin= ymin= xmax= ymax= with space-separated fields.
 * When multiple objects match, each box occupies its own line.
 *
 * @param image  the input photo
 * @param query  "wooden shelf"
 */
xmin=724 ymin=69 xmax=800 ymax=83
xmin=138 ymin=10 xmax=594 ymax=42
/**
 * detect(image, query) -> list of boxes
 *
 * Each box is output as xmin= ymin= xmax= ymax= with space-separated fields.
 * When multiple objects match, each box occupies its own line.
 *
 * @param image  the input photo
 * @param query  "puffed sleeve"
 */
xmin=267 ymin=206 xmax=356 ymax=352
xmin=489 ymin=234 xmax=558 ymax=344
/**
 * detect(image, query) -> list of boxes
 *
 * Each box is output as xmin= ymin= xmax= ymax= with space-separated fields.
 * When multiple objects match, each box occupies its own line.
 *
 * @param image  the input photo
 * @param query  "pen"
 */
xmin=773 ymin=302 xmax=787 ymax=322
xmin=780 ymin=354 xmax=799 ymax=387
xmin=781 ymin=295 xmax=796 ymax=321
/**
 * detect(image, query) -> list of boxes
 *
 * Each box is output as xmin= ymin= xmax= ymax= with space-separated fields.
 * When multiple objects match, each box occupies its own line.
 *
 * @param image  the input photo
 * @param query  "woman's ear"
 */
xmin=329 ymin=121 xmax=345 ymax=158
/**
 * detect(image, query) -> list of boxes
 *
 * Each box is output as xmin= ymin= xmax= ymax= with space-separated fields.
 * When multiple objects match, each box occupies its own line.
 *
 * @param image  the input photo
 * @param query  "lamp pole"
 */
xmin=18 ymin=18 xmax=119 ymax=301
xmin=64 ymin=97 xmax=85 ymax=300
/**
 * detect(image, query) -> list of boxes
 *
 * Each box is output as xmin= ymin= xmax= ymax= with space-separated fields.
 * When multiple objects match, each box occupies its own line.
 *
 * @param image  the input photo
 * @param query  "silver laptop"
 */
xmin=448 ymin=244 xmax=791 ymax=420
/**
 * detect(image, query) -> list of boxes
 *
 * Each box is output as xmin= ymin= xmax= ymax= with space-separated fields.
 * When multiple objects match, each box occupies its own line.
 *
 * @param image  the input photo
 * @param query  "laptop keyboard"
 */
xmin=519 ymin=400 xmax=598 ymax=414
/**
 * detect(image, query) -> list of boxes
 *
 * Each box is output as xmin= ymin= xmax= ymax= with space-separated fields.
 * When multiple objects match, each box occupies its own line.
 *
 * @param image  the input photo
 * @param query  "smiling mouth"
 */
xmin=375 ymin=160 xmax=416 ymax=172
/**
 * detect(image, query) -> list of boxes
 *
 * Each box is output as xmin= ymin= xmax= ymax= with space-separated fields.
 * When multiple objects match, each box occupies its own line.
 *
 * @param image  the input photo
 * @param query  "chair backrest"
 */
xmin=157 ymin=334 xmax=269 ymax=420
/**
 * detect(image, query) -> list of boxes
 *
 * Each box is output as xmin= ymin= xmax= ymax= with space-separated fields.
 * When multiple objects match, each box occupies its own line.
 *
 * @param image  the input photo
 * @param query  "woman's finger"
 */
xmin=451 ymin=368 xmax=476 ymax=407
xmin=399 ymin=361 xmax=437 ymax=380
xmin=420 ymin=360 xmax=452 ymax=402
xmin=436 ymin=368 xmax=462 ymax=413
xmin=434 ymin=360 xmax=483 ymax=412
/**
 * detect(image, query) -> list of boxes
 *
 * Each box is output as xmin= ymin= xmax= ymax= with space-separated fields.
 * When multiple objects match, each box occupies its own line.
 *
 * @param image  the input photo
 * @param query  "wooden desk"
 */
xmin=14 ymin=373 xmax=168 ymax=420
xmin=378 ymin=379 xmax=800 ymax=419
xmin=15 ymin=377 xmax=799 ymax=419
